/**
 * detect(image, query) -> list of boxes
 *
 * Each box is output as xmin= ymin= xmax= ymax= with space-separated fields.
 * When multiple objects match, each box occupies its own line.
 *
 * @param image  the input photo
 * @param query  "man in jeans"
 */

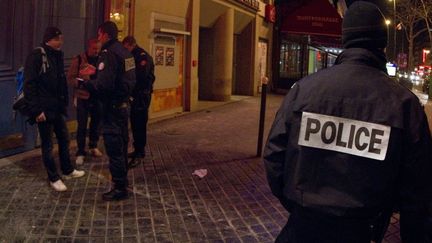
xmin=67 ymin=38 xmax=103 ymax=165
xmin=24 ymin=27 xmax=85 ymax=192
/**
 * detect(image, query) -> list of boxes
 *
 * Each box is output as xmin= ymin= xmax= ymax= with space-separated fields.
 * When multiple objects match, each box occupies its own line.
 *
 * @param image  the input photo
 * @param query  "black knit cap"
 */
xmin=43 ymin=26 xmax=62 ymax=43
xmin=342 ymin=1 xmax=388 ymax=49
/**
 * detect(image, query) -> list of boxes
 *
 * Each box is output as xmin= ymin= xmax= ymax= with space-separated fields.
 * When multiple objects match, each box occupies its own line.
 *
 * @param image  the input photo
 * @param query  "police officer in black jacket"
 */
xmin=122 ymin=36 xmax=155 ymax=168
xmin=87 ymin=21 xmax=136 ymax=201
xmin=24 ymin=27 xmax=85 ymax=192
xmin=264 ymin=2 xmax=432 ymax=242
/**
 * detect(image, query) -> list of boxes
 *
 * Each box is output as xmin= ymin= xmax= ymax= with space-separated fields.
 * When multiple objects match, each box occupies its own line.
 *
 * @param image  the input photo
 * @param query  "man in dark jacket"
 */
xmin=24 ymin=27 xmax=85 ymax=192
xmin=264 ymin=2 xmax=432 ymax=242
xmin=87 ymin=21 xmax=136 ymax=201
xmin=122 ymin=36 xmax=155 ymax=168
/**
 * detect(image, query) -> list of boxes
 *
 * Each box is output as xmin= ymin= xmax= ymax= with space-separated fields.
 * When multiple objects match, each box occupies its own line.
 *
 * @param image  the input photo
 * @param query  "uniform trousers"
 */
xmin=102 ymin=103 xmax=129 ymax=189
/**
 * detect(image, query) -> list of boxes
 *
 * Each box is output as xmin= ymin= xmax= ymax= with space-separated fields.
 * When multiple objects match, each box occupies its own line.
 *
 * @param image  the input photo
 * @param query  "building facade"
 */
xmin=272 ymin=0 xmax=342 ymax=90
xmin=118 ymin=0 xmax=274 ymax=115
xmin=0 ymin=0 xmax=273 ymax=158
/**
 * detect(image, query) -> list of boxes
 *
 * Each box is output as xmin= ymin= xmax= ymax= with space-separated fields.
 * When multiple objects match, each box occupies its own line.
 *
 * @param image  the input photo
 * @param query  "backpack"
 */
xmin=12 ymin=47 xmax=48 ymax=118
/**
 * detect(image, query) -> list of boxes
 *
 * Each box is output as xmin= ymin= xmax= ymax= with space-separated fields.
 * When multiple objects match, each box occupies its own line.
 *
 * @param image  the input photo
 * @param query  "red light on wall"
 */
xmin=265 ymin=4 xmax=276 ymax=23
xmin=422 ymin=49 xmax=430 ymax=63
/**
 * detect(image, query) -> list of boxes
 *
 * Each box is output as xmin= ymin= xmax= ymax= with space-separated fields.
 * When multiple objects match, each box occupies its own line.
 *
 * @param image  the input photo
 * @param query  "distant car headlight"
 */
xmin=404 ymin=74 xmax=408 ymax=78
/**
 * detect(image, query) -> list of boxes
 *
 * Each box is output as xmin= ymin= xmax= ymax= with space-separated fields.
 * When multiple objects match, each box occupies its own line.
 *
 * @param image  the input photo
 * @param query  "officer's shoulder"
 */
xmin=135 ymin=47 xmax=146 ymax=56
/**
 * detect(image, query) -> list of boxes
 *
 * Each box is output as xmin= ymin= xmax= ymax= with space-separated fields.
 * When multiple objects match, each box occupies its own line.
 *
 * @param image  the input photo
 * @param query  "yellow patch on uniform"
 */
xmin=125 ymin=57 xmax=135 ymax=72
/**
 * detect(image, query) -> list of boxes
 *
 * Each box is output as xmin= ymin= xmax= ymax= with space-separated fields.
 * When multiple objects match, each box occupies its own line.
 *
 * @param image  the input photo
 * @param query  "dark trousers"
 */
xmin=276 ymin=207 xmax=374 ymax=243
xmin=76 ymin=98 xmax=102 ymax=156
xmin=102 ymin=103 xmax=129 ymax=189
xmin=130 ymin=94 xmax=151 ymax=156
xmin=37 ymin=114 xmax=74 ymax=182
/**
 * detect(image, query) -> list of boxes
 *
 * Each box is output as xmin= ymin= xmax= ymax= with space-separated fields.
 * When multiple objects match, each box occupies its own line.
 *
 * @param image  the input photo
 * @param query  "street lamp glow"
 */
xmin=385 ymin=20 xmax=391 ymax=25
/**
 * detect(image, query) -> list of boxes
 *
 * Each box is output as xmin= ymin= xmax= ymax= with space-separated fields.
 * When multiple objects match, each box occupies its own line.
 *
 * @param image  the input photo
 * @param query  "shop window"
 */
xmin=308 ymin=47 xmax=326 ymax=74
xmin=107 ymin=0 xmax=133 ymax=40
xmin=279 ymin=41 xmax=302 ymax=79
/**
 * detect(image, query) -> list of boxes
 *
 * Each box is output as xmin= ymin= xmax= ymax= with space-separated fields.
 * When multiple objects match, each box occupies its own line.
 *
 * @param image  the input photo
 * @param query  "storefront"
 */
xmin=273 ymin=0 xmax=342 ymax=90
xmin=107 ymin=0 xmax=273 ymax=113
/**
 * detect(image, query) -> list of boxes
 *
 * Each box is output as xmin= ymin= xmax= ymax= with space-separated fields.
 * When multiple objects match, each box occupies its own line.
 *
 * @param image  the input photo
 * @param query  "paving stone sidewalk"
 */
xmin=0 ymin=93 xmax=418 ymax=243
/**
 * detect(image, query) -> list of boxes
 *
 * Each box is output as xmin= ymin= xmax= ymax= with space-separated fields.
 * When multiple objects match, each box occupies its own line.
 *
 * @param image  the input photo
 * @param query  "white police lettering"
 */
xmin=298 ymin=112 xmax=391 ymax=160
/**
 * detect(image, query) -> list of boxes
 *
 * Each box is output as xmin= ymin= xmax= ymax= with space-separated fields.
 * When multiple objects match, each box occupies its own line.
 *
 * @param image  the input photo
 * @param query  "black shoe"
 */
xmin=102 ymin=188 xmax=129 ymax=201
xmin=128 ymin=151 xmax=145 ymax=158
xmin=128 ymin=157 xmax=144 ymax=169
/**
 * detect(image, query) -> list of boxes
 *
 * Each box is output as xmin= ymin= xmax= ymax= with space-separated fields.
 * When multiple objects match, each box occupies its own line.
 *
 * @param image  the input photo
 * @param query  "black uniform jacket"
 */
xmin=90 ymin=39 xmax=136 ymax=104
xmin=131 ymin=45 xmax=155 ymax=95
xmin=264 ymin=48 xmax=432 ymax=238
xmin=23 ymin=44 xmax=69 ymax=121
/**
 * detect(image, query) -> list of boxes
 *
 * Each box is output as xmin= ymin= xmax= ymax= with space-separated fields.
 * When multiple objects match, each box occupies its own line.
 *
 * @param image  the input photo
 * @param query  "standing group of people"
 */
xmin=23 ymin=21 xmax=154 ymax=201
xmin=20 ymin=1 xmax=432 ymax=241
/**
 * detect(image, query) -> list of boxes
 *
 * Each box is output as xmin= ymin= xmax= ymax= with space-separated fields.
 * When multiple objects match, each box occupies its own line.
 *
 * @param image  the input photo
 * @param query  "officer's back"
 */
xmin=264 ymin=2 xmax=432 ymax=243
xmin=96 ymin=39 xmax=135 ymax=104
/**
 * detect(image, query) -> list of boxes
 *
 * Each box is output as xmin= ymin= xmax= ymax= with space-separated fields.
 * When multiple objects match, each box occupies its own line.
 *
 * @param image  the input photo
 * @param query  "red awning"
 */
xmin=280 ymin=0 xmax=342 ymax=37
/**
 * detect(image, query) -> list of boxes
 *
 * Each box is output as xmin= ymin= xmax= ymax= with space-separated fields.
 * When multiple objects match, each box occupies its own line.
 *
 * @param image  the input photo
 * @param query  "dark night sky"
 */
xmin=344 ymin=0 xmax=391 ymax=14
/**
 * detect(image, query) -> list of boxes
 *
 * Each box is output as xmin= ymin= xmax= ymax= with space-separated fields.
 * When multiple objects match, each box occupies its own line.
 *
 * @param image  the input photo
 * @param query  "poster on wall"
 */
xmin=165 ymin=47 xmax=175 ymax=66
xmin=155 ymin=46 xmax=164 ymax=66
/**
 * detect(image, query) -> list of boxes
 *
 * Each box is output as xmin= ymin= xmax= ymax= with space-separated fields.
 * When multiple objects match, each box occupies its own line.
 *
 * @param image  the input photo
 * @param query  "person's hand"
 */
xmin=79 ymin=64 xmax=96 ymax=76
xmin=36 ymin=112 xmax=46 ymax=123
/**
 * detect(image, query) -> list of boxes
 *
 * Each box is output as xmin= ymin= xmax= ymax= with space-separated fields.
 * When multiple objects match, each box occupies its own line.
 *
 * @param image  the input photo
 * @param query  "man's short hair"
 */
xmin=98 ymin=21 xmax=118 ymax=40
xmin=122 ymin=36 xmax=137 ymax=46
xmin=87 ymin=38 xmax=99 ymax=47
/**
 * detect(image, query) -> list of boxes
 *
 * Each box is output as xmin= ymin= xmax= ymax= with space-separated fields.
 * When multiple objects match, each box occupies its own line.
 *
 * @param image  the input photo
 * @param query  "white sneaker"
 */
xmin=50 ymin=179 xmax=67 ymax=192
xmin=75 ymin=155 xmax=85 ymax=165
xmin=64 ymin=169 xmax=85 ymax=180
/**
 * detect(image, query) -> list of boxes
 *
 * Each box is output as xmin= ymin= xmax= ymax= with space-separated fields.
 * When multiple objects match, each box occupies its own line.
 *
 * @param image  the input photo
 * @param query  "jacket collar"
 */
xmin=102 ymin=38 xmax=117 ymax=50
xmin=42 ymin=43 xmax=62 ymax=56
xmin=335 ymin=48 xmax=388 ymax=73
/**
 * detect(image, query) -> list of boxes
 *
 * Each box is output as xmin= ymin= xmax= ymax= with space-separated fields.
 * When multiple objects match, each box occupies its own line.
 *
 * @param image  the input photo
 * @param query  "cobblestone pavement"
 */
xmin=1 ymin=92 xmax=429 ymax=243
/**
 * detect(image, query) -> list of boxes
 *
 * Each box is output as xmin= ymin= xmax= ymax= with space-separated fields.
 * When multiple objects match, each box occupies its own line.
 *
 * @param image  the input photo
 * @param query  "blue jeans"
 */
xmin=37 ymin=114 xmax=74 ymax=182
xmin=76 ymin=98 xmax=102 ymax=156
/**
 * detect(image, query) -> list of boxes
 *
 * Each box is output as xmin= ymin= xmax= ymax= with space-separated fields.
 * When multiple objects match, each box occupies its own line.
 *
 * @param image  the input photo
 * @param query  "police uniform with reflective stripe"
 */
xmin=90 ymin=38 xmax=136 ymax=190
xmin=264 ymin=48 xmax=432 ymax=242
